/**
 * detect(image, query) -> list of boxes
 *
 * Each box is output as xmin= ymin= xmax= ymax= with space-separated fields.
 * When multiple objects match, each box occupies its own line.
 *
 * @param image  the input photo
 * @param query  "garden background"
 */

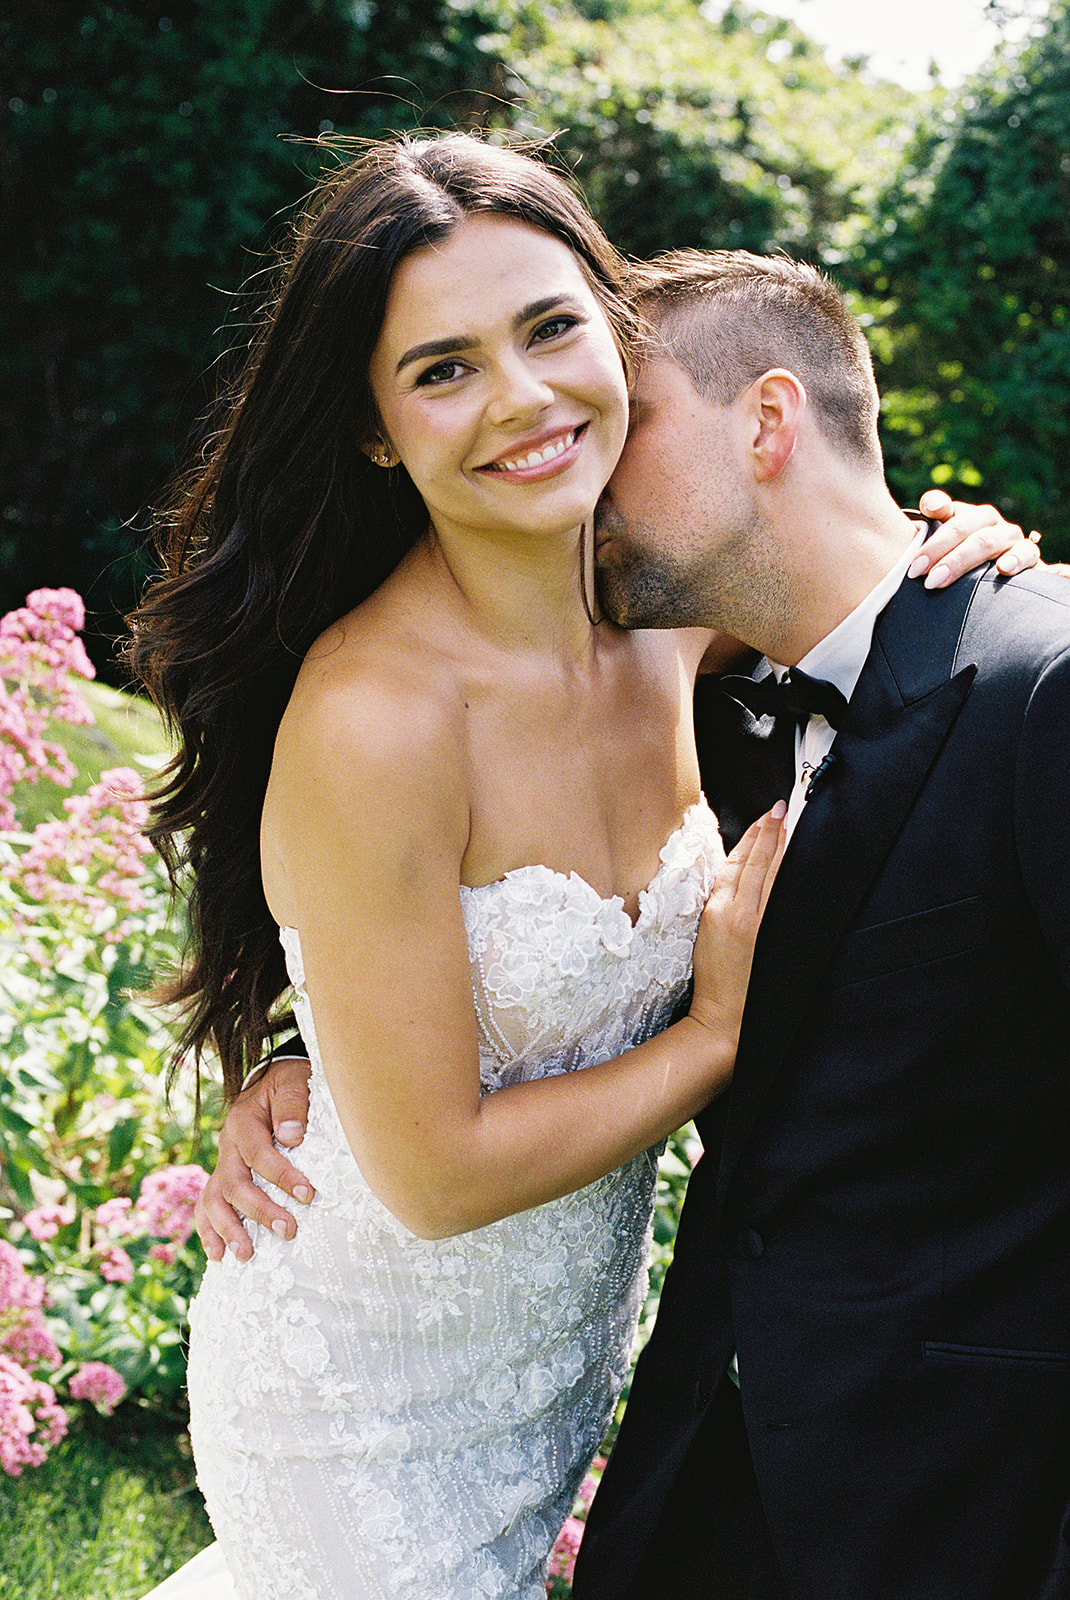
xmin=3 ymin=1 xmax=1070 ymax=1594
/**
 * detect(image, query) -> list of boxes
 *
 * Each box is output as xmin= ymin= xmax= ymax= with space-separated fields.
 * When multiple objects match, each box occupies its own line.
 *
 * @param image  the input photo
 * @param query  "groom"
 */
xmin=568 ymin=250 xmax=1070 ymax=1599
xmin=197 ymin=252 xmax=1069 ymax=1598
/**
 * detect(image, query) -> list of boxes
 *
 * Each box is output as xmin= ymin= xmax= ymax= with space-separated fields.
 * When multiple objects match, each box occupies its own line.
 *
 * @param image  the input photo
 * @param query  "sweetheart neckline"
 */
xmin=458 ymin=799 xmax=716 ymax=929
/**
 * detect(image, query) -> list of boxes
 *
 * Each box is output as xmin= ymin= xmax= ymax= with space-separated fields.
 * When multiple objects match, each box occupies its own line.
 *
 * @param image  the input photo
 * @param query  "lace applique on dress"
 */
xmin=185 ymin=801 xmax=724 ymax=1600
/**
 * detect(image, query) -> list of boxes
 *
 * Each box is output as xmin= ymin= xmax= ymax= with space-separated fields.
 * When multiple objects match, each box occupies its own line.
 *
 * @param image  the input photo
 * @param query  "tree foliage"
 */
xmin=1 ymin=0 xmax=511 ymax=670
xmin=5 ymin=0 xmax=1068 ymax=665
xmin=489 ymin=0 xmax=919 ymax=261
xmin=851 ymin=0 xmax=1070 ymax=553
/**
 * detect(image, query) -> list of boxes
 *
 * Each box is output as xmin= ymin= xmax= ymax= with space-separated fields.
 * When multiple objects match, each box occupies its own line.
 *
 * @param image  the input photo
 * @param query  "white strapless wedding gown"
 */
xmin=148 ymin=802 xmax=723 ymax=1600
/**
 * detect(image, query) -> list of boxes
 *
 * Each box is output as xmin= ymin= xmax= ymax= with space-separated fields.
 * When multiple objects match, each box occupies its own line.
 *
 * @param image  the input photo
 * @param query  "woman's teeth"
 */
xmin=491 ymin=430 xmax=576 ymax=471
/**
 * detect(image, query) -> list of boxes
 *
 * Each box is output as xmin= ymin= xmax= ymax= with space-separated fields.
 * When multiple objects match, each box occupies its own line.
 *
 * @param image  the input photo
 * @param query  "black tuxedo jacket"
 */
xmin=573 ymin=565 xmax=1070 ymax=1600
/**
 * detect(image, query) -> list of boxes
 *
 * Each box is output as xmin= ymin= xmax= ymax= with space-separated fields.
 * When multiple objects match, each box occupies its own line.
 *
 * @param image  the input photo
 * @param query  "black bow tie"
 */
xmin=719 ymin=667 xmax=850 ymax=731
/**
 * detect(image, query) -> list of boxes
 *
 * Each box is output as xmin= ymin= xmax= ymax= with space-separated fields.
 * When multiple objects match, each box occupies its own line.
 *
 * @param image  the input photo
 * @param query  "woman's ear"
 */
xmin=363 ymin=438 xmax=400 ymax=469
xmin=747 ymin=369 xmax=805 ymax=483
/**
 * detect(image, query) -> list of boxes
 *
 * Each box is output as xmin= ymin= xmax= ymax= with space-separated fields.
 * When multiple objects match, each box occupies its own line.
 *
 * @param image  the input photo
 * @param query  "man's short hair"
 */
xmin=631 ymin=250 xmax=883 ymax=471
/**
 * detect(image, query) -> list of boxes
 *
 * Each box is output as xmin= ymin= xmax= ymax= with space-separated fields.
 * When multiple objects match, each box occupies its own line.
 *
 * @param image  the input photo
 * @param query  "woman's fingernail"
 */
xmin=771 ymin=799 xmax=787 ymax=820
xmin=294 ymin=1185 xmax=313 ymax=1203
xmin=277 ymin=1121 xmax=304 ymax=1144
xmin=271 ymin=1219 xmax=290 ymax=1238
xmin=924 ymin=563 xmax=951 ymax=589
xmin=907 ymin=554 xmax=930 ymax=579
xmin=998 ymin=554 xmax=1021 ymax=574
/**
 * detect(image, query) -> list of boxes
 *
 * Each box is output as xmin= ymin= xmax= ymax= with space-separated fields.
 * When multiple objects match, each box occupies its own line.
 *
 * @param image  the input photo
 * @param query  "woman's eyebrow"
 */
xmin=394 ymin=295 xmax=580 ymax=376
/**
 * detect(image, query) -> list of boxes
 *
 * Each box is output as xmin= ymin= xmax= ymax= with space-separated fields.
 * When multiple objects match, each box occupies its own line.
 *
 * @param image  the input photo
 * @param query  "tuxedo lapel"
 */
xmin=717 ymin=572 xmax=983 ymax=1203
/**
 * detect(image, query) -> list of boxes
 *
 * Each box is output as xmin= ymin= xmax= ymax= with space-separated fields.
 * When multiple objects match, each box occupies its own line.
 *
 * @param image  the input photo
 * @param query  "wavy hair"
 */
xmin=127 ymin=132 xmax=637 ymax=1098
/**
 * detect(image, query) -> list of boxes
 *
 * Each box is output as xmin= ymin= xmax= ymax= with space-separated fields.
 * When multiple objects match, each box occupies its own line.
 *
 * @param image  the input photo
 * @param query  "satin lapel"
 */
xmin=716 ymin=573 xmax=983 ymax=1204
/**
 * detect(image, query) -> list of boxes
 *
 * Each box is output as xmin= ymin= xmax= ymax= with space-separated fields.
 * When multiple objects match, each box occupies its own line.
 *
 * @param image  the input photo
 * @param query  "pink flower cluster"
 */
xmin=9 ymin=766 xmax=154 ymax=939
xmin=0 ymin=1354 xmax=68 ymax=1476
xmin=22 ymin=1202 xmax=76 ymax=1242
xmin=547 ymin=1456 xmax=606 ymax=1588
xmin=0 ymin=1241 xmax=67 ymax=1476
xmin=68 ymin=1360 xmax=126 ymax=1415
xmin=0 ymin=587 xmax=94 ymax=827
xmin=135 ymin=1165 xmax=209 ymax=1247
xmin=87 ymin=1164 xmax=208 ymax=1275
xmin=0 ymin=1241 xmax=60 ymax=1372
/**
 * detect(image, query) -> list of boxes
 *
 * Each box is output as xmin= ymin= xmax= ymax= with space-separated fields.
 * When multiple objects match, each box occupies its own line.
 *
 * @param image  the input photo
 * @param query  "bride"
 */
xmin=131 ymin=131 xmax=785 ymax=1600
xmin=131 ymin=133 xmax=1030 ymax=1599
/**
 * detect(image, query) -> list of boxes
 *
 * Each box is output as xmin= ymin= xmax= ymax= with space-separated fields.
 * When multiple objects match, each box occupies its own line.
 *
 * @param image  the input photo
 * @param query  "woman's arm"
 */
xmin=262 ymin=652 xmax=783 ymax=1240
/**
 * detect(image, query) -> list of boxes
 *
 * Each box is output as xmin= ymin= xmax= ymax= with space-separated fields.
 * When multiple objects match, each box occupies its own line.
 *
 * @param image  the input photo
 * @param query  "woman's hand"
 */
xmin=909 ymin=489 xmax=1042 ymax=588
xmin=194 ymin=1058 xmax=314 ymax=1261
xmin=689 ymin=803 xmax=788 ymax=1045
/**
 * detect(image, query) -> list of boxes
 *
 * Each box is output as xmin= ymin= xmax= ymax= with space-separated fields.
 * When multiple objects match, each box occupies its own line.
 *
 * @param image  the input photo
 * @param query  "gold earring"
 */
xmin=370 ymin=442 xmax=396 ymax=469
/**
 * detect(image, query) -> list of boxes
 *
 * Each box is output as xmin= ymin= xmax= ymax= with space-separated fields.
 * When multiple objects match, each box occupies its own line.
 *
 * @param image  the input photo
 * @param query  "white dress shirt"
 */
xmin=772 ymin=531 xmax=925 ymax=841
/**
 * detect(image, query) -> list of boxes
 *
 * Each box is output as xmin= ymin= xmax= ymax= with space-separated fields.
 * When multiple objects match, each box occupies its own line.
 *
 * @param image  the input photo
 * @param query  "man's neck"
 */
xmin=743 ymin=496 xmax=918 ymax=666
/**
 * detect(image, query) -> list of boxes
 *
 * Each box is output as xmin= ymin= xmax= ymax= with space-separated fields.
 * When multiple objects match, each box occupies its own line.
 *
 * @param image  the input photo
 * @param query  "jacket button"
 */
xmin=736 ymin=1228 xmax=765 ymax=1260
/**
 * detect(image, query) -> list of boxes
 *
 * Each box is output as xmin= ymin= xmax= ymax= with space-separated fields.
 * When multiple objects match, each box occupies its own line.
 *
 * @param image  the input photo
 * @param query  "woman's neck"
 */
xmin=416 ymin=522 xmax=600 ymax=663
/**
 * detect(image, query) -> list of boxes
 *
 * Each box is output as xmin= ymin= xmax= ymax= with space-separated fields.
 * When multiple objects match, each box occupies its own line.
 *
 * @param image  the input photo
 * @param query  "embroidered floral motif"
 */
xmin=187 ymin=802 xmax=723 ymax=1599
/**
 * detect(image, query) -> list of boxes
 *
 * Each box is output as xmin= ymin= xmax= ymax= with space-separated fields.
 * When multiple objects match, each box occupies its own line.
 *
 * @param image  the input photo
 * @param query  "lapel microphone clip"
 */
xmin=804 ymin=750 xmax=839 ymax=799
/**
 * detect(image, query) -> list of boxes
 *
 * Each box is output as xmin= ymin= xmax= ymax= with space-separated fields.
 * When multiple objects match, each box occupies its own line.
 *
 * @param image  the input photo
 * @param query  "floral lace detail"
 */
xmin=185 ymin=801 xmax=723 ymax=1600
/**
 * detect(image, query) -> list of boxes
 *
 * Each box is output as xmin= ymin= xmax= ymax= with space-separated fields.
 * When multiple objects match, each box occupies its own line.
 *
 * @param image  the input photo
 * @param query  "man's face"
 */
xmin=594 ymin=354 xmax=758 ymax=630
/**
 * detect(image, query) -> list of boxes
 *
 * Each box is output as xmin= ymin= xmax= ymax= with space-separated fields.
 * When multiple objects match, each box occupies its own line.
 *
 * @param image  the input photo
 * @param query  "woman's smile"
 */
xmin=478 ymin=423 xmax=588 ymax=478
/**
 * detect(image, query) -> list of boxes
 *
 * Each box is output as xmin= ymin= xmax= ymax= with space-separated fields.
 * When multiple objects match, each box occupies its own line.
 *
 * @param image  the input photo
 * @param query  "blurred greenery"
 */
xmin=848 ymin=0 xmax=1070 ymax=546
xmin=4 ymin=0 xmax=1068 ymax=683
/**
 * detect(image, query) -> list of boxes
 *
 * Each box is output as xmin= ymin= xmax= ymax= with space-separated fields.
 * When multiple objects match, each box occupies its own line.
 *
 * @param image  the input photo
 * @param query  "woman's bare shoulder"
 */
xmin=268 ymin=598 xmax=471 ymax=867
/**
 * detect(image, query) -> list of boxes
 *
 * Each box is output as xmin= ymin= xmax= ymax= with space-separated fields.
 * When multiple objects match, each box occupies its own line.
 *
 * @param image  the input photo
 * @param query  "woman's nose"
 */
xmin=485 ymin=356 xmax=554 ymax=425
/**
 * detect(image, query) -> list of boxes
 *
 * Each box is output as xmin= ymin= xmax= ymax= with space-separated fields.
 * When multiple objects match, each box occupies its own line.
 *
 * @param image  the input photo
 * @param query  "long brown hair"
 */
xmin=128 ymin=132 xmax=637 ymax=1098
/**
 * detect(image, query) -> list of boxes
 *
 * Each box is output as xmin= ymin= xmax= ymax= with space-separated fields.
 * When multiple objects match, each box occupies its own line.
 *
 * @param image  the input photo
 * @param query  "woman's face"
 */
xmin=367 ymin=214 xmax=629 ymax=551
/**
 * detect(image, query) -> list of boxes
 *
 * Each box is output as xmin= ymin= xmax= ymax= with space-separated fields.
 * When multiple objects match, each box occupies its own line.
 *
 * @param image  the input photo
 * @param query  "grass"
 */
xmin=0 ymin=1417 xmax=212 ymax=1600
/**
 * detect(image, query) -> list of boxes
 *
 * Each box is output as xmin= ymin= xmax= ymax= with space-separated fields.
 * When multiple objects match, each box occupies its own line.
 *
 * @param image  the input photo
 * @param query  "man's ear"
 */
xmin=746 ymin=369 xmax=805 ymax=483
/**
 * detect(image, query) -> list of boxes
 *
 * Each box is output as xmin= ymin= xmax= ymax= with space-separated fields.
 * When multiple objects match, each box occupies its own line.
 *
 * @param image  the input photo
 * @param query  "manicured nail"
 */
xmin=771 ymin=799 xmax=787 ymax=820
xmin=294 ymin=1184 xmax=313 ymax=1203
xmin=271 ymin=1219 xmax=290 ymax=1238
xmin=924 ymin=563 xmax=951 ymax=589
xmin=997 ymin=554 xmax=1021 ymax=574
xmin=277 ymin=1121 xmax=304 ymax=1144
xmin=907 ymin=553 xmax=930 ymax=579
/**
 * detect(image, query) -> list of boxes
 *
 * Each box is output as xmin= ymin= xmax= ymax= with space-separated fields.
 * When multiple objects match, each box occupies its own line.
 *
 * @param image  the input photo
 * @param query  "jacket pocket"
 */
xmin=828 ymin=896 xmax=988 ymax=988
xmin=923 ymin=1341 xmax=1070 ymax=1369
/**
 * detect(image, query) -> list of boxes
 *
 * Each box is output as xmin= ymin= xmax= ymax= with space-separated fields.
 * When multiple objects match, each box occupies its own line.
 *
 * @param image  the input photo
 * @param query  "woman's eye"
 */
xmin=416 ymin=359 xmax=467 ymax=387
xmin=532 ymin=315 xmax=579 ymax=343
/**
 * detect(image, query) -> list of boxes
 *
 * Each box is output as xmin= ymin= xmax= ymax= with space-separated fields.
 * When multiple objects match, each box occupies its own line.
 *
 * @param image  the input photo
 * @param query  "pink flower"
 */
xmin=0 ymin=1354 xmax=68 ymax=1476
xmin=136 ymin=1165 xmax=209 ymax=1246
xmin=94 ymin=1196 xmax=134 ymax=1235
xmin=0 ymin=1242 xmax=60 ymax=1373
xmin=149 ymin=1242 xmax=177 ymax=1267
xmin=99 ymin=1246 xmax=134 ymax=1284
xmin=0 ymin=587 xmax=95 ymax=826
xmin=548 ymin=1516 xmax=586 ymax=1582
xmin=576 ymin=1457 xmax=606 ymax=1509
xmin=6 ymin=767 xmax=154 ymax=939
xmin=23 ymin=1202 xmax=76 ymax=1242
xmin=68 ymin=1361 xmax=127 ymax=1415
xmin=0 ymin=1242 xmax=47 ymax=1316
